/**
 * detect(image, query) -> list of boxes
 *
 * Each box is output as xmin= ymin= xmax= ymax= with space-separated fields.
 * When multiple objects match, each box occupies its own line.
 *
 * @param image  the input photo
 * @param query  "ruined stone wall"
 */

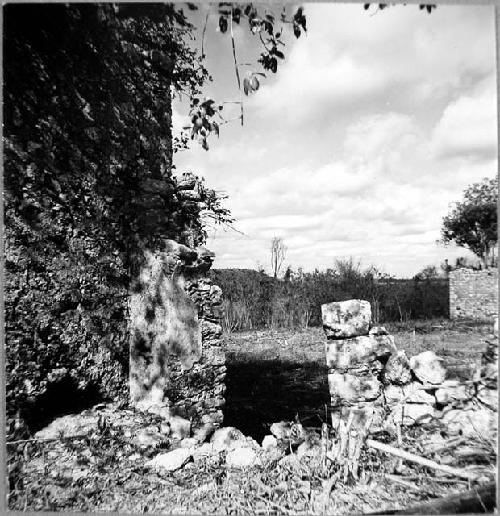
xmin=449 ymin=268 xmax=498 ymax=320
xmin=129 ymin=240 xmax=225 ymax=434
xmin=322 ymin=300 xmax=498 ymax=441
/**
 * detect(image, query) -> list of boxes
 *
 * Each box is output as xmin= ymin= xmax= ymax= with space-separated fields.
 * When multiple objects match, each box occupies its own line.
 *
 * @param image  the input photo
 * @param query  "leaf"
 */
xmin=364 ymin=3 xmax=370 ymax=9
xmin=293 ymin=23 xmax=301 ymax=38
xmin=219 ymin=15 xmax=228 ymax=33
xmin=212 ymin=121 xmax=219 ymax=137
xmin=243 ymin=77 xmax=251 ymax=95
xmin=251 ymin=76 xmax=260 ymax=91
xmin=202 ymin=137 xmax=209 ymax=151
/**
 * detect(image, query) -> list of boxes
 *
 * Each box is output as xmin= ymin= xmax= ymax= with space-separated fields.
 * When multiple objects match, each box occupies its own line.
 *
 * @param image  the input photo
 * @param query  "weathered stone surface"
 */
xmin=34 ymin=413 xmax=98 ymax=439
xmin=383 ymin=350 xmax=412 ymax=385
xmin=391 ymin=403 xmax=436 ymax=426
xmin=449 ymin=268 xmax=498 ymax=320
xmin=192 ymin=442 xmax=216 ymax=461
xmin=262 ymin=435 xmax=278 ymax=450
xmin=146 ymin=448 xmax=192 ymax=472
xmin=441 ymin=407 xmax=497 ymax=438
xmin=132 ymin=427 xmax=165 ymax=448
xmin=435 ymin=380 xmax=471 ymax=405
xmin=321 ymin=299 xmax=371 ymax=339
xmin=328 ymin=371 xmax=381 ymax=405
xmin=210 ymin=427 xmax=248 ymax=452
xmin=409 ymin=351 xmax=446 ymax=385
xmin=180 ymin=437 xmax=198 ymax=449
xmin=226 ymin=446 xmax=260 ymax=469
xmin=476 ymin=386 xmax=498 ymax=411
xmin=384 ymin=382 xmax=435 ymax=405
xmin=270 ymin=421 xmax=306 ymax=444
xmin=169 ymin=415 xmax=191 ymax=440
xmin=325 ymin=334 xmax=396 ymax=370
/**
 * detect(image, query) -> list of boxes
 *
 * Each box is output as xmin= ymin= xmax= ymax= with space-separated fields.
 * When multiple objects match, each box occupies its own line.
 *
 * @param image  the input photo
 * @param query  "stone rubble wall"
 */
xmin=449 ymin=268 xmax=498 ymax=320
xmin=322 ymin=300 xmax=498 ymax=441
xmin=129 ymin=239 xmax=225 ymax=434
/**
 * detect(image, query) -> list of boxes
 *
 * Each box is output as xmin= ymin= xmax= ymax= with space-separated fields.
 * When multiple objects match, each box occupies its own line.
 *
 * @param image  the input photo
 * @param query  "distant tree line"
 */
xmin=210 ymin=259 xmax=449 ymax=332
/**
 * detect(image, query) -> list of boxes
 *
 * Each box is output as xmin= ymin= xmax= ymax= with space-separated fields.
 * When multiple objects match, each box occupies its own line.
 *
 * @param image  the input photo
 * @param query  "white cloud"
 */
xmin=173 ymin=4 xmax=497 ymax=278
xmin=432 ymin=78 xmax=497 ymax=160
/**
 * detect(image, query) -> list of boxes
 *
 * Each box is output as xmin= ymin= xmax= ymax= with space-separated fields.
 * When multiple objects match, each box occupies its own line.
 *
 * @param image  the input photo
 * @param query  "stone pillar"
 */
xmin=322 ymin=299 xmax=396 ymax=431
xmin=129 ymin=239 xmax=225 ymax=432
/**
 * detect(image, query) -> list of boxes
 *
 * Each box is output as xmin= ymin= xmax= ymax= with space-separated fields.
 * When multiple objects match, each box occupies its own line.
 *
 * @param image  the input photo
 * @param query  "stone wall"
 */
xmin=449 ymin=268 xmax=498 ymax=320
xmin=129 ymin=240 xmax=225 ymax=433
xmin=322 ymin=300 xmax=498 ymax=443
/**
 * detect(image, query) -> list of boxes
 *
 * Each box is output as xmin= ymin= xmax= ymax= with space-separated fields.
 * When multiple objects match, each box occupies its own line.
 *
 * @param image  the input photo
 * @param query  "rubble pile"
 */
xmin=321 ymin=300 xmax=498 ymax=440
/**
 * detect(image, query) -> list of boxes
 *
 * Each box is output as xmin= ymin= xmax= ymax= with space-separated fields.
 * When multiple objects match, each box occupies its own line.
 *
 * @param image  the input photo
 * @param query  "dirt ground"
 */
xmin=8 ymin=318 xmax=496 ymax=514
xmin=223 ymin=318 xmax=491 ymax=440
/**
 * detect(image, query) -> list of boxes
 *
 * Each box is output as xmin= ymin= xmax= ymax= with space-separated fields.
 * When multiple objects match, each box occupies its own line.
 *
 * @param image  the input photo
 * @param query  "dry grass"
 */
xmin=8 ymin=318 xmax=495 ymax=513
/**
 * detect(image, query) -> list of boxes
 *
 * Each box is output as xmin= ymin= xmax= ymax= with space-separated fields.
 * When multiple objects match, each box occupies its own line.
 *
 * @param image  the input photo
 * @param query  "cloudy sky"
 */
xmin=173 ymin=3 xmax=497 ymax=278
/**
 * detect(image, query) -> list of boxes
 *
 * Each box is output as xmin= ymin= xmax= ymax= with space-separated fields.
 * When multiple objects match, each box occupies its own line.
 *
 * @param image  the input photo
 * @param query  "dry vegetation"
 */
xmin=8 ymin=318 xmax=495 ymax=514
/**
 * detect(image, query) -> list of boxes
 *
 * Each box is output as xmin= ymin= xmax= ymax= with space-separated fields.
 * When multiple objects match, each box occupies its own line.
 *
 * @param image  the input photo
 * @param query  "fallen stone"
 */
xmin=409 ymin=351 xmax=446 ymax=385
xmin=34 ymin=413 xmax=97 ymax=439
xmin=146 ymin=448 xmax=192 ymax=472
xmin=404 ymin=382 xmax=436 ymax=404
xmin=391 ymin=402 xmax=436 ymax=426
xmin=270 ymin=421 xmax=305 ymax=444
xmin=180 ymin=437 xmax=198 ymax=449
xmin=169 ymin=415 xmax=191 ymax=440
xmin=321 ymin=299 xmax=371 ymax=339
xmin=210 ymin=426 xmax=247 ymax=452
xmin=132 ymin=427 xmax=164 ymax=448
xmin=296 ymin=433 xmax=321 ymax=459
xmin=226 ymin=446 xmax=260 ymax=468
xmin=193 ymin=421 xmax=216 ymax=443
xmin=441 ymin=407 xmax=496 ymax=439
xmin=435 ymin=381 xmax=471 ymax=405
xmin=325 ymin=334 xmax=396 ymax=370
xmin=328 ymin=371 xmax=381 ymax=404
xmin=192 ymin=442 xmax=217 ymax=461
xmin=383 ymin=350 xmax=412 ymax=385
xmin=262 ymin=435 xmax=278 ymax=450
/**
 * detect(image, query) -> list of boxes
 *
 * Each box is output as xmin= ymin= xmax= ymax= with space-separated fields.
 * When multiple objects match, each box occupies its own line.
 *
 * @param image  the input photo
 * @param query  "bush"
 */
xmin=210 ymin=261 xmax=449 ymax=332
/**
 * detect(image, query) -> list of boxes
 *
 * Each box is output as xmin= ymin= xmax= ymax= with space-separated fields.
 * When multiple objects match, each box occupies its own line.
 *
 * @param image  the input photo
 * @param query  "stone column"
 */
xmin=322 ymin=299 xmax=396 ymax=431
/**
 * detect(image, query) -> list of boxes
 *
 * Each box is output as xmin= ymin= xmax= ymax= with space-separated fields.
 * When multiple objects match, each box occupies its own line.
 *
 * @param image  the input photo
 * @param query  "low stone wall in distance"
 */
xmin=449 ymin=268 xmax=498 ymax=320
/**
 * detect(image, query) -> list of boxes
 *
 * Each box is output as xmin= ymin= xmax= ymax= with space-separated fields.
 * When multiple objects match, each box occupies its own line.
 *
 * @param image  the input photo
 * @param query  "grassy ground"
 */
xmin=223 ymin=318 xmax=492 ymax=440
xmin=8 ymin=318 xmax=495 ymax=513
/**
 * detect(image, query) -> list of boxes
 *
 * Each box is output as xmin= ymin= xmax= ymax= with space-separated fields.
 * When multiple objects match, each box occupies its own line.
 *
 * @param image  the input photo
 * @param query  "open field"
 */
xmin=224 ymin=319 xmax=492 ymax=440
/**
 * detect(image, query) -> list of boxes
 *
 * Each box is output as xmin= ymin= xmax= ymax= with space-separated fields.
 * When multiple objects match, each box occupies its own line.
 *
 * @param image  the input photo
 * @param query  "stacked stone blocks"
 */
xmin=449 ymin=268 xmax=498 ymax=320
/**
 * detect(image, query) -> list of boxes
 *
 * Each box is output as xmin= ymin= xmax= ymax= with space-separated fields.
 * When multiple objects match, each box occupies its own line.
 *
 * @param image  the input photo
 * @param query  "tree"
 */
xmin=271 ymin=237 xmax=287 ymax=278
xmin=441 ymin=177 xmax=498 ymax=268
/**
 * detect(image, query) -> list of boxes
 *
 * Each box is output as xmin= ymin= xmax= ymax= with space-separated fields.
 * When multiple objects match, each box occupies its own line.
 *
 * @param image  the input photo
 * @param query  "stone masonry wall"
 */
xmin=129 ymin=240 xmax=225 ymax=434
xmin=449 ymin=268 xmax=498 ymax=320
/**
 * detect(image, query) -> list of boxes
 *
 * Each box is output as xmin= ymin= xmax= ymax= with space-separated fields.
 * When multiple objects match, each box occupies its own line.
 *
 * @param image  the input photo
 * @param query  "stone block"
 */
xmin=321 ymin=299 xmax=371 ymax=339
xmin=325 ymin=334 xmax=396 ymax=370
xmin=383 ymin=350 xmax=412 ymax=385
xmin=441 ymin=406 xmax=497 ymax=438
xmin=146 ymin=448 xmax=192 ymax=472
xmin=409 ymin=351 xmax=446 ymax=385
xmin=226 ymin=447 xmax=260 ymax=469
xmin=328 ymin=371 xmax=381 ymax=405
xmin=390 ymin=403 xmax=436 ymax=426
xmin=435 ymin=380 xmax=471 ymax=405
